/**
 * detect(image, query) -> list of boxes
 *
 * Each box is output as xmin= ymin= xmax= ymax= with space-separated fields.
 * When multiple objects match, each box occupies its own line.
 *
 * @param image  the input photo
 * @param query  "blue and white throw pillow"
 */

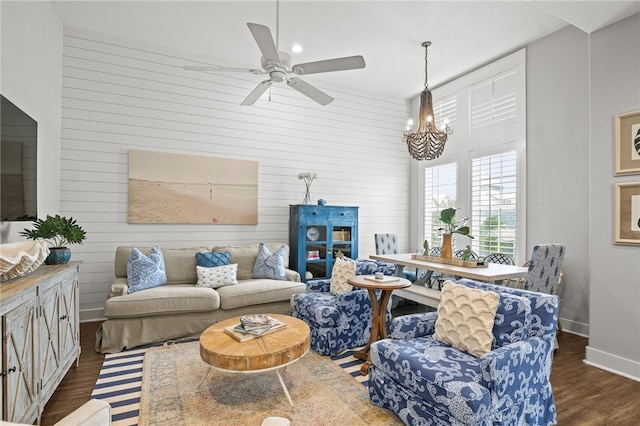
xmin=251 ymin=243 xmax=286 ymax=280
xmin=196 ymin=264 xmax=238 ymax=288
xmin=127 ymin=246 xmax=167 ymax=294
xmin=196 ymin=251 xmax=231 ymax=268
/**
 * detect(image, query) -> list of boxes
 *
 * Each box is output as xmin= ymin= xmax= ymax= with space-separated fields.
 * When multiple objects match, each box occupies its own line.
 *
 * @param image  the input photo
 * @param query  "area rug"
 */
xmin=91 ymin=341 xmax=374 ymax=426
xmin=137 ymin=342 xmax=401 ymax=425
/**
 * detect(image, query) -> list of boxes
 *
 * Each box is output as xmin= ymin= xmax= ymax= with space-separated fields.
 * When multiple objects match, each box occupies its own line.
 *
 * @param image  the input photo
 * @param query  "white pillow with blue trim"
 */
xmin=251 ymin=243 xmax=286 ymax=280
xmin=127 ymin=246 xmax=167 ymax=294
xmin=196 ymin=263 xmax=238 ymax=288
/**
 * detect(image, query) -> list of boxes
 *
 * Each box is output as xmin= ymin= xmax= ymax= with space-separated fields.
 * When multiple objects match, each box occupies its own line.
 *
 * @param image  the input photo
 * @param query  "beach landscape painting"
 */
xmin=128 ymin=150 xmax=258 ymax=224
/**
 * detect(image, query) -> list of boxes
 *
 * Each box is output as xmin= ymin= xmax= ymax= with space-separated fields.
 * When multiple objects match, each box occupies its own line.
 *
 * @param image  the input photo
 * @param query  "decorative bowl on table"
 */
xmin=0 ymin=241 xmax=49 ymax=281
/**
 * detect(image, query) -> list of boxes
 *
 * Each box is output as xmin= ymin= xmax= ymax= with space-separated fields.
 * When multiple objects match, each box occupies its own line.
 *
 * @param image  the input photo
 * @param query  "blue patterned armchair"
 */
xmin=368 ymin=278 xmax=560 ymax=426
xmin=291 ymin=259 xmax=397 ymax=356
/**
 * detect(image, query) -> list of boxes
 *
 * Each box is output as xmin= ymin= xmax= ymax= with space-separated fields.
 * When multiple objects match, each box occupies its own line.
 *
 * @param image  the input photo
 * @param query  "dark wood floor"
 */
xmin=41 ymin=321 xmax=640 ymax=425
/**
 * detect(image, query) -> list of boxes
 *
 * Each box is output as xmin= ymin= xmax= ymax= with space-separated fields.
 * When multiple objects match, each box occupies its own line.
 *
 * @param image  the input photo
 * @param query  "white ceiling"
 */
xmin=50 ymin=0 xmax=640 ymax=100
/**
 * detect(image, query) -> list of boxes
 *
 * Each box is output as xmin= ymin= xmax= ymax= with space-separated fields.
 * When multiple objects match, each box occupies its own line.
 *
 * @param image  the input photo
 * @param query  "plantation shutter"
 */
xmin=470 ymin=151 xmax=517 ymax=257
xmin=424 ymin=162 xmax=457 ymax=248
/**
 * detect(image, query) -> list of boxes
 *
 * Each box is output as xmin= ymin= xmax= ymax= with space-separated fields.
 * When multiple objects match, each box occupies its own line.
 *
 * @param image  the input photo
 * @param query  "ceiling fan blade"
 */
xmin=292 ymin=55 xmax=366 ymax=75
xmin=183 ymin=65 xmax=263 ymax=74
xmin=287 ymin=78 xmax=334 ymax=105
xmin=241 ymin=80 xmax=273 ymax=106
xmin=247 ymin=23 xmax=281 ymax=65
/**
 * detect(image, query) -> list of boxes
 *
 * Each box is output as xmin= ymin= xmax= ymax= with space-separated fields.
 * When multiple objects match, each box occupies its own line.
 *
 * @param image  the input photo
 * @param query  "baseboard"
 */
xmin=559 ymin=317 xmax=589 ymax=337
xmin=584 ymin=345 xmax=640 ymax=382
xmin=80 ymin=308 xmax=105 ymax=323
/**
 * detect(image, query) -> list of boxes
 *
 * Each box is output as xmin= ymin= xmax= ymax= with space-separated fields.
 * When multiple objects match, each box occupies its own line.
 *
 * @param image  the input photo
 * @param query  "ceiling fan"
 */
xmin=183 ymin=22 xmax=365 ymax=106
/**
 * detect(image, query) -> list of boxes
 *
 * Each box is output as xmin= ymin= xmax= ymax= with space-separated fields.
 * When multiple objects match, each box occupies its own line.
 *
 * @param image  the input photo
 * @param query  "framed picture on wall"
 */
xmin=614 ymin=182 xmax=640 ymax=246
xmin=614 ymin=109 xmax=640 ymax=176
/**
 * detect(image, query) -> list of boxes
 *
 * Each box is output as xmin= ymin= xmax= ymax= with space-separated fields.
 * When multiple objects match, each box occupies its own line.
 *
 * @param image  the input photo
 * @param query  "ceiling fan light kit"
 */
xmin=404 ymin=41 xmax=452 ymax=161
xmin=183 ymin=20 xmax=365 ymax=106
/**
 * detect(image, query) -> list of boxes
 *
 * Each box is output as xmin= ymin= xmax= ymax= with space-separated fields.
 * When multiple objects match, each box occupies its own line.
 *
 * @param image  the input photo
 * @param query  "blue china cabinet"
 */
xmin=289 ymin=205 xmax=359 ymax=282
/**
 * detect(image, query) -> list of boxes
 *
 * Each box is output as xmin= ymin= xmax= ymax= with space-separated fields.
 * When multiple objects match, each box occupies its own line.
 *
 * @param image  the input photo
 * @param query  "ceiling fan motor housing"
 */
xmin=261 ymin=52 xmax=291 ymax=82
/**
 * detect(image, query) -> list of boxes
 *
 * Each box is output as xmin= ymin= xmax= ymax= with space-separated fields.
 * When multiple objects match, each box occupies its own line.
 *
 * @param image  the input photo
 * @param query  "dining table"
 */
xmin=369 ymin=253 xmax=529 ymax=308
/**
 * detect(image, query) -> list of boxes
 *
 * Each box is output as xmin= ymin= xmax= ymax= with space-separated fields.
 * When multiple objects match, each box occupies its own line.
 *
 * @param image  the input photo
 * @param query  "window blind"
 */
xmin=424 ymin=162 xmax=457 ymax=248
xmin=471 ymin=69 xmax=517 ymax=129
xmin=470 ymin=151 xmax=517 ymax=257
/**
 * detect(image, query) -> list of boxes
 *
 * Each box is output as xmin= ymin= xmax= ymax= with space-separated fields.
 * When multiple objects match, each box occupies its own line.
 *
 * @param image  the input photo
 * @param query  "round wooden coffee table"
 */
xmin=199 ymin=314 xmax=310 ymax=407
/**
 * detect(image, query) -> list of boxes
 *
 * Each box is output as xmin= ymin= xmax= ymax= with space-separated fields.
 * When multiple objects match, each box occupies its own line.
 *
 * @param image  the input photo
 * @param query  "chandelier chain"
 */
xmin=424 ymin=43 xmax=429 ymax=89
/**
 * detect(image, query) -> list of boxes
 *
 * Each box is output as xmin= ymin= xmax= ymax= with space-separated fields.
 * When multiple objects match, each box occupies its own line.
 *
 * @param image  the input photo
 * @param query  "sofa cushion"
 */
xmin=196 ymin=251 xmax=230 ymax=268
xmin=213 ymin=243 xmax=290 ymax=280
xmin=251 ymin=243 xmax=287 ymax=280
xmin=196 ymin=264 xmax=238 ymax=289
xmin=434 ymin=281 xmax=499 ymax=357
xmin=127 ymin=246 xmax=167 ymax=294
xmin=115 ymin=246 xmax=208 ymax=284
xmin=216 ymin=279 xmax=306 ymax=310
xmin=104 ymin=285 xmax=220 ymax=318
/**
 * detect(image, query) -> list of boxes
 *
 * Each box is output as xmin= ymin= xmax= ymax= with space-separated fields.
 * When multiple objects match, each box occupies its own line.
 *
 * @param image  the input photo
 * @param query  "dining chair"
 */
xmin=523 ymin=244 xmax=565 ymax=295
xmin=521 ymin=244 xmax=566 ymax=348
xmin=483 ymin=252 xmax=516 ymax=287
xmin=374 ymin=233 xmax=417 ymax=282
xmin=483 ymin=252 xmax=515 ymax=265
xmin=424 ymin=247 xmax=442 ymax=288
xmin=432 ymin=248 xmax=480 ymax=286
xmin=453 ymin=249 xmax=479 ymax=260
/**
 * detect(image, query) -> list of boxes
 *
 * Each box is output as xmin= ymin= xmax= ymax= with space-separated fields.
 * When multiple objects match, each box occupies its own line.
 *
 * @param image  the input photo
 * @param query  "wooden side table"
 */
xmin=199 ymin=314 xmax=310 ymax=407
xmin=348 ymin=275 xmax=411 ymax=375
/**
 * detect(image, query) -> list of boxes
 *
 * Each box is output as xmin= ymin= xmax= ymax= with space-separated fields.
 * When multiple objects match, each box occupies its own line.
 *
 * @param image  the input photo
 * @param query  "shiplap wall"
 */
xmin=59 ymin=27 xmax=411 ymax=320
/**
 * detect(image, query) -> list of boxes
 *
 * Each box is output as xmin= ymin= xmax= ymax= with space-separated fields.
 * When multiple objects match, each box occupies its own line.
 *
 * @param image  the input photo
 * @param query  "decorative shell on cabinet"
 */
xmin=0 ymin=240 xmax=49 ymax=281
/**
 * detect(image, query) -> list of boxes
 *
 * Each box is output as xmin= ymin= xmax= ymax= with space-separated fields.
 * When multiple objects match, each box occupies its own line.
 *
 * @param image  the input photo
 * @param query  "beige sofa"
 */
xmin=95 ymin=243 xmax=306 ymax=353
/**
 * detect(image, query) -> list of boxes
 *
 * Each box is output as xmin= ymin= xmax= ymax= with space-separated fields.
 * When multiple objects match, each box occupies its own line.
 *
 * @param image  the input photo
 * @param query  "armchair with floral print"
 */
xmin=291 ymin=259 xmax=397 ymax=356
xmin=368 ymin=278 xmax=560 ymax=426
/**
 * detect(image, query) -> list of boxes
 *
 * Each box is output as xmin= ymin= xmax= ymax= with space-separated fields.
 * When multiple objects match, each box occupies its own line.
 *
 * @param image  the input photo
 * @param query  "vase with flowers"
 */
xmin=438 ymin=207 xmax=473 ymax=259
xmin=298 ymin=171 xmax=318 ymax=205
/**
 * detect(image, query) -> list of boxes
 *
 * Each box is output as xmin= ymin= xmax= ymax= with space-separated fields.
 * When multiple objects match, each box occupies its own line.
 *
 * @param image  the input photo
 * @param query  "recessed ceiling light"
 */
xmin=291 ymin=44 xmax=303 ymax=53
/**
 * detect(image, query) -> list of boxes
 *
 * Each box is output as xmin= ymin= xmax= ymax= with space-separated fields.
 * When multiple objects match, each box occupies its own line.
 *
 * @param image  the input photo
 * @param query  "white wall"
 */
xmin=57 ymin=27 xmax=410 ymax=320
xmin=587 ymin=13 xmax=640 ymax=381
xmin=526 ymin=25 xmax=591 ymax=336
xmin=0 ymin=0 xmax=63 ymax=243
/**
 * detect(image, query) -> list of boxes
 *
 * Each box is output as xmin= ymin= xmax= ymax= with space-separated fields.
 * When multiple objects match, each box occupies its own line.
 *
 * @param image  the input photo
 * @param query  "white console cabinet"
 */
xmin=0 ymin=262 xmax=80 ymax=424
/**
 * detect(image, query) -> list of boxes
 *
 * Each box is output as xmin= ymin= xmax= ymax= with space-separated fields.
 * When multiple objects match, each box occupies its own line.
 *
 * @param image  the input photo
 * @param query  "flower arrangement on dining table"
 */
xmin=298 ymin=171 xmax=318 ymax=205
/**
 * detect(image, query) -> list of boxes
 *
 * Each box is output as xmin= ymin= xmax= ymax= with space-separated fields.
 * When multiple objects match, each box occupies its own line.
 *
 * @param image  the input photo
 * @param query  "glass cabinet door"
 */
xmin=304 ymin=225 xmax=327 ymax=280
xmin=331 ymin=225 xmax=353 ymax=260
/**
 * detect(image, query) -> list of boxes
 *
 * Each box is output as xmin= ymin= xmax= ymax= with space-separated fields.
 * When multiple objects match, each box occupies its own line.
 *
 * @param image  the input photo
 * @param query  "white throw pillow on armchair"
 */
xmin=330 ymin=257 xmax=356 ymax=295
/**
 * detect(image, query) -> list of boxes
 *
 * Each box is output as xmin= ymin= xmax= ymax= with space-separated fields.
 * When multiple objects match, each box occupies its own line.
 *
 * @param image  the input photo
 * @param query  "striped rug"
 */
xmin=90 ymin=342 xmax=366 ymax=426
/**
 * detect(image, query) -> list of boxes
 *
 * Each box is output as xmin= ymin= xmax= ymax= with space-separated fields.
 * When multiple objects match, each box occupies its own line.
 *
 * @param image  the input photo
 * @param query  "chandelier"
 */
xmin=403 ymin=41 xmax=452 ymax=161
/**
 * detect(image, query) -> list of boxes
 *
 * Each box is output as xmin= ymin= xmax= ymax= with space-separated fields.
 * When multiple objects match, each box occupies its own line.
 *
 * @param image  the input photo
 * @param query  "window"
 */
xmin=471 ymin=151 xmax=517 ymax=257
xmin=424 ymin=163 xmax=457 ymax=249
xmin=412 ymin=49 xmax=526 ymax=262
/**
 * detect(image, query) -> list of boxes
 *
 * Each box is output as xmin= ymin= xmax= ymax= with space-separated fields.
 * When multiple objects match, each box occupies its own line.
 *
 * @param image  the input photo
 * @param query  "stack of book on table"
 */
xmin=224 ymin=314 xmax=287 ymax=342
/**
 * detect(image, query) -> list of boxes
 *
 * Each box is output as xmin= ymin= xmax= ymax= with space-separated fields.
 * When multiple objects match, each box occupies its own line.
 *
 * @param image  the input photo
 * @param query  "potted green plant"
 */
xmin=20 ymin=215 xmax=86 ymax=265
xmin=438 ymin=207 xmax=473 ymax=259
